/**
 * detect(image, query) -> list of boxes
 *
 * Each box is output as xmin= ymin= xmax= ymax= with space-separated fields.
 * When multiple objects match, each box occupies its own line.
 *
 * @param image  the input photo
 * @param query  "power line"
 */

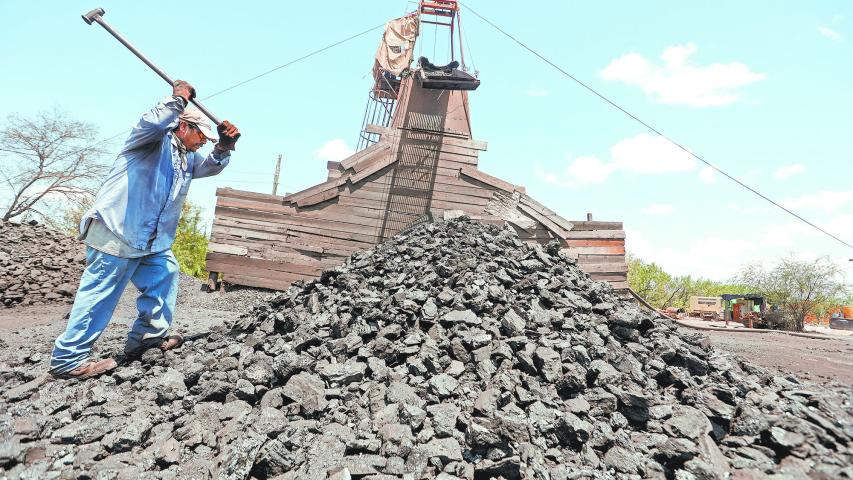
xmin=201 ymin=23 xmax=384 ymax=101
xmin=2 ymin=22 xmax=384 ymax=165
xmin=460 ymin=2 xmax=853 ymax=252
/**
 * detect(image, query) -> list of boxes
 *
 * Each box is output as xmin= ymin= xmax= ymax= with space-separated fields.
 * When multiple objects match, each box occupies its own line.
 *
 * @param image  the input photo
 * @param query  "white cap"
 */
xmin=178 ymin=105 xmax=217 ymax=141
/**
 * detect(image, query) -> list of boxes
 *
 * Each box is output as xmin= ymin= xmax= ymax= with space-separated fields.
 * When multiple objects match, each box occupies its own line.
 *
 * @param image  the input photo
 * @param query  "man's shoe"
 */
xmin=159 ymin=335 xmax=184 ymax=352
xmin=53 ymin=358 xmax=117 ymax=380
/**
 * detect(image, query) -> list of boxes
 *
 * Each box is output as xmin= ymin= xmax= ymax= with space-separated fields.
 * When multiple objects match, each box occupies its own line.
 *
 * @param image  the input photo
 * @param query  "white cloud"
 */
xmin=541 ymin=133 xmax=697 ymax=186
xmin=534 ymin=164 xmax=573 ymax=188
xmin=610 ymin=133 xmax=695 ymax=174
xmin=565 ymin=155 xmax=614 ymax=184
xmin=783 ymin=190 xmax=853 ymax=213
xmin=600 ymin=43 xmax=766 ymax=107
xmin=626 ymin=213 xmax=853 ymax=282
xmin=818 ymin=26 xmax=843 ymax=42
xmin=643 ymin=204 xmax=675 ymax=216
xmin=525 ymin=88 xmax=549 ymax=97
xmin=699 ymin=166 xmax=716 ymax=184
xmin=314 ymin=139 xmax=354 ymax=162
xmin=773 ymin=163 xmax=806 ymax=180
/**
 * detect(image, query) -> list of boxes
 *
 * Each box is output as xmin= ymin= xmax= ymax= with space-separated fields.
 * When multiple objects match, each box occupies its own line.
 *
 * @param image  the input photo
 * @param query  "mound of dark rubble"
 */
xmin=2 ymin=218 xmax=852 ymax=480
xmin=0 ymin=220 xmax=85 ymax=307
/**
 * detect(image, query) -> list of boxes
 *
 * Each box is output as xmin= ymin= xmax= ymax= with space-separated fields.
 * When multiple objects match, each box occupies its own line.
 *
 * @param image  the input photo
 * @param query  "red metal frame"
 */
xmin=420 ymin=0 xmax=458 ymax=17
xmin=418 ymin=0 xmax=462 ymax=63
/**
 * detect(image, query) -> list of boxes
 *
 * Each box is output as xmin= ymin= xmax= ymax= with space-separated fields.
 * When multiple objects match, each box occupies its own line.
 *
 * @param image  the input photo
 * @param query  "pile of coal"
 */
xmin=0 ymin=220 xmax=85 ymax=307
xmin=1 ymin=218 xmax=851 ymax=479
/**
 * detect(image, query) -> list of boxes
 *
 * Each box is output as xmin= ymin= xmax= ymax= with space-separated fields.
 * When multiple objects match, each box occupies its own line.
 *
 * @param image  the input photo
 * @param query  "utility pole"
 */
xmin=272 ymin=154 xmax=282 ymax=195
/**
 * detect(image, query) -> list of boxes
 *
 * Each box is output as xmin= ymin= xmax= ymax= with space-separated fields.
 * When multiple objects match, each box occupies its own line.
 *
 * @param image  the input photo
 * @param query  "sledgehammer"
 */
xmin=82 ymin=7 xmax=223 ymax=126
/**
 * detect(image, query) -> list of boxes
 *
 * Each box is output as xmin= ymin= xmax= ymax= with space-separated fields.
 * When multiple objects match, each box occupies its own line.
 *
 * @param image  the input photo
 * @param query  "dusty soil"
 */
xmin=0 ymin=275 xmax=269 ymax=369
xmin=681 ymin=327 xmax=853 ymax=387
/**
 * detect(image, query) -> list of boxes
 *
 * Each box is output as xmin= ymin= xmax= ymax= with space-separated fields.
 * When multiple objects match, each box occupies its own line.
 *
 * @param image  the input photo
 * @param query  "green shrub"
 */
xmin=172 ymin=201 xmax=209 ymax=279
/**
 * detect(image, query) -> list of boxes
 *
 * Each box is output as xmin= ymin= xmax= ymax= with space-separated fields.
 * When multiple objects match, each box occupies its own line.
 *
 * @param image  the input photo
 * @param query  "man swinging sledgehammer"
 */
xmin=49 ymin=80 xmax=240 ymax=379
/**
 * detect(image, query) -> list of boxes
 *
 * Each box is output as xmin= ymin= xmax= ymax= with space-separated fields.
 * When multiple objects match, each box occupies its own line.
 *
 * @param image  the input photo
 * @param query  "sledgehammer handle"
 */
xmin=82 ymin=8 xmax=222 ymax=125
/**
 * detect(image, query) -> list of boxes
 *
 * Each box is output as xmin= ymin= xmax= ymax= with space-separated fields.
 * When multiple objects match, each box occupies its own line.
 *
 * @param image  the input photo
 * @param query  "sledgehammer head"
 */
xmin=81 ymin=8 xmax=105 ymax=25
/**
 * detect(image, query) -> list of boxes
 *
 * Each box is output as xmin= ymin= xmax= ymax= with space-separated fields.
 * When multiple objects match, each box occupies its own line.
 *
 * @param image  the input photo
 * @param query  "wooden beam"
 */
xmin=578 ymin=263 xmax=628 ymax=273
xmin=568 ymin=221 xmax=623 ymax=231
xmin=566 ymin=230 xmax=626 ymax=240
xmin=282 ymin=177 xmax=346 ymax=203
xmin=365 ymin=124 xmax=488 ymax=150
xmin=459 ymin=167 xmax=519 ymax=194
xmin=517 ymin=203 xmax=571 ymax=240
xmin=339 ymin=142 xmax=391 ymax=170
xmin=518 ymin=194 xmax=574 ymax=233
xmin=207 ymin=243 xmax=248 ymax=256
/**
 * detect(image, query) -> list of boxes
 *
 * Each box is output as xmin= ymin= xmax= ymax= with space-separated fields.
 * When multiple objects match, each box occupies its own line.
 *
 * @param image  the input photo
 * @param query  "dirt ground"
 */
xmin=2 ymin=283 xmax=851 ymax=389
xmin=0 ymin=275 xmax=267 ymax=369
xmin=677 ymin=326 xmax=853 ymax=387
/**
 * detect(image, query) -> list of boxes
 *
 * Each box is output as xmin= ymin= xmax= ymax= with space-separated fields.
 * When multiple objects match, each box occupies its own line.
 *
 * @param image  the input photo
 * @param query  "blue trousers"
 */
xmin=50 ymin=247 xmax=180 ymax=374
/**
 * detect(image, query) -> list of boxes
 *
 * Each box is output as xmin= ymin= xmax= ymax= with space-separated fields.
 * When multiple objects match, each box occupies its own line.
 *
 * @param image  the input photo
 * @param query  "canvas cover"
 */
xmin=373 ymin=14 xmax=419 ymax=81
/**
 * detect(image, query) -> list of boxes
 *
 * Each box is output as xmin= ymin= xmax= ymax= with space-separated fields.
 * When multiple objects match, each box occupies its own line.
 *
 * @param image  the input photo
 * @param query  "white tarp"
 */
xmin=373 ymin=14 xmax=419 ymax=80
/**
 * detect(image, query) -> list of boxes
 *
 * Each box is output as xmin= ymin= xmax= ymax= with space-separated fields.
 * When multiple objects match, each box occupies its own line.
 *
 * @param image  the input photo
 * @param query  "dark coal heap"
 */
xmin=0 ymin=220 xmax=85 ymax=307
xmin=1 ymin=218 xmax=851 ymax=479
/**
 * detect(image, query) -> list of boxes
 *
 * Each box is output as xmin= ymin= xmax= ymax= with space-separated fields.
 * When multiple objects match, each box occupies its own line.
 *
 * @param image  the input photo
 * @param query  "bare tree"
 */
xmin=0 ymin=109 xmax=109 ymax=222
xmin=738 ymin=256 xmax=849 ymax=331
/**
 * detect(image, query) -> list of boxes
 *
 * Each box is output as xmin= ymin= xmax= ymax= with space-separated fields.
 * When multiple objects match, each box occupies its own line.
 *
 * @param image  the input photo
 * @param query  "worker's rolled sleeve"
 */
xmin=193 ymin=149 xmax=230 ymax=179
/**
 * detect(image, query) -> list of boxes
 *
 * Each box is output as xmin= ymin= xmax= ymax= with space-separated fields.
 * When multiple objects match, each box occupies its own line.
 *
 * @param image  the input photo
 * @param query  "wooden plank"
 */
xmin=347 ymin=183 xmax=492 ymax=207
xmin=216 ymin=201 xmax=383 ymax=232
xmin=216 ymin=215 xmax=376 ymax=239
xmin=350 ymin=155 xmax=399 ymax=183
xmin=518 ymin=194 xmax=574 ymax=233
xmin=355 ymin=177 xmax=496 ymax=200
xmin=565 ymin=245 xmax=626 ymax=255
xmin=282 ymin=177 xmax=346 ymax=203
xmin=459 ymin=167 xmax=517 ymax=194
xmin=216 ymin=187 xmax=285 ymax=205
xmin=216 ymin=200 xmax=385 ymax=227
xmin=401 ymin=129 xmax=487 ymax=150
xmin=207 ymin=243 xmax=248 ymax=256
xmin=566 ymin=230 xmax=626 ymax=240
xmin=284 ymin=230 xmax=371 ymax=252
xmin=567 ymin=239 xmax=626 ymax=248
xmin=339 ymin=142 xmax=391 ymax=169
xmin=435 ymin=156 xmax=480 ymax=171
xmin=567 ymin=221 xmax=623 ymax=231
xmin=214 ymin=207 xmax=380 ymax=246
xmin=403 ymin=143 xmax=480 ymax=162
xmin=352 ymin=149 xmax=395 ymax=174
xmin=589 ymin=273 xmax=627 ymax=280
xmin=517 ymin=203 xmax=570 ymax=240
xmin=213 ymin=225 xmax=283 ymax=241
xmin=296 ymin=187 xmax=342 ymax=207
xmin=207 ymin=253 xmax=323 ymax=277
xmin=366 ymin=124 xmax=488 ymax=150
xmin=578 ymin=263 xmax=628 ymax=274
xmin=578 ymin=254 xmax=626 ymax=264
xmin=223 ymin=272 xmax=308 ymax=291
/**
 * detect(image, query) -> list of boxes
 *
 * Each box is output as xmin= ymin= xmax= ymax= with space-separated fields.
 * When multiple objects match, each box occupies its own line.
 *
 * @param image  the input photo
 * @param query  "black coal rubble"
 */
xmin=1 ymin=217 xmax=852 ymax=480
xmin=0 ymin=220 xmax=85 ymax=307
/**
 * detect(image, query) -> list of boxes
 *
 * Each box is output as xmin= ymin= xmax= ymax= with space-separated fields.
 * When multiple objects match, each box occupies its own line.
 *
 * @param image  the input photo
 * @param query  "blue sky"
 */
xmin=1 ymin=1 xmax=851 ymax=282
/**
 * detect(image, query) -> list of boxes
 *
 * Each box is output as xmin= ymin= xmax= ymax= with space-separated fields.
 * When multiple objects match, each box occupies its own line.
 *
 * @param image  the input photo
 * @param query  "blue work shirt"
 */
xmin=81 ymin=96 xmax=230 ymax=253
